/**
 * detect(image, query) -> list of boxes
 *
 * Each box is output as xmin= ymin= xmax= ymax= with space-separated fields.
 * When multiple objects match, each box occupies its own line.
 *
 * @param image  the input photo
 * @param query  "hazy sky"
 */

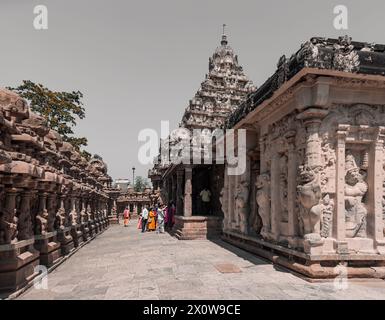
xmin=1 ymin=0 xmax=385 ymax=181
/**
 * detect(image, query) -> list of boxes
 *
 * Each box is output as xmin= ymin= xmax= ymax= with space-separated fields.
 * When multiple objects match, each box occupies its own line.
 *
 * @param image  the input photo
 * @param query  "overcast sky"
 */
xmin=1 ymin=0 xmax=385 ymax=181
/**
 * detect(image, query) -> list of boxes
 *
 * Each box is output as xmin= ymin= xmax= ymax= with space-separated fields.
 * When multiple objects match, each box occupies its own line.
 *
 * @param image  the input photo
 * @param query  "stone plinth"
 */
xmin=222 ymin=231 xmax=385 ymax=280
xmin=70 ymin=225 xmax=84 ymax=247
xmin=34 ymin=232 xmax=62 ymax=267
xmin=0 ymin=239 xmax=40 ymax=295
xmin=57 ymin=227 xmax=74 ymax=255
xmin=172 ymin=216 xmax=223 ymax=240
xmin=80 ymin=223 xmax=90 ymax=241
xmin=89 ymin=221 xmax=96 ymax=237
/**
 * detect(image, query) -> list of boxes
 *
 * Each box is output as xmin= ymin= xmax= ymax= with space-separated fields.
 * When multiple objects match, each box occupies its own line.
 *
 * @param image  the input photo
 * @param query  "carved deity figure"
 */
xmin=297 ymin=165 xmax=322 ymax=242
xmin=86 ymin=205 xmax=92 ymax=221
xmin=256 ymin=173 xmax=271 ymax=238
xmin=55 ymin=207 xmax=66 ymax=231
xmin=344 ymin=154 xmax=368 ymax=238
xmin=0 ymin=209 xmax=18 ymax=245
xmin=35 ymin=209 xmax=49 ymax=236
xmin=69 ymin=208 xmax=78 ymax=226
xmin=80 ymin=207 xmax=87 ymax=224
xmin=235 ymin=180 xmax=249 ymax=234
xmin=320 ymin=194 xmax=334 ymax=238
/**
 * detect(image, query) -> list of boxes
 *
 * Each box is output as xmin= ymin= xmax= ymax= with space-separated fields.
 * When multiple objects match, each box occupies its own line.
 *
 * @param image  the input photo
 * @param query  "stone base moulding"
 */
xmin=172 ymin=216 xmax=223 ymax=240
xmin=0 ymin=239 xmax=40 ymax=294
xmin=222 ymin=232 xmax=385 ymax=280
xmin=57 ymin=227 xmax=75 ymax=255
xmin=33 ymin=231 xmax=62 ymax=267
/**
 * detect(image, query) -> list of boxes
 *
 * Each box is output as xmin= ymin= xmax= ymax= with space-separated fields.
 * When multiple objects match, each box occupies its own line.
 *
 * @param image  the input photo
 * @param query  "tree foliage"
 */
xmin=8 ymin=80 xmax=88 ymax=149
xmin=134 ymin=176 xmax=150 ymax=192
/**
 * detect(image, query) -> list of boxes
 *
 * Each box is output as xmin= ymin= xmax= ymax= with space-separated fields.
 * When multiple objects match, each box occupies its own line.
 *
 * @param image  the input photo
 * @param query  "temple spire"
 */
xmin=221 ymin=24 xmax=228 ymax=46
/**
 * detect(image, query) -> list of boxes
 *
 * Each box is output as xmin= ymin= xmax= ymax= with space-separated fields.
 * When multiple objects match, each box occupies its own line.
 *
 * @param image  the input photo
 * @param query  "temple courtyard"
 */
xmin=18 ymin=223 xmax=385 ymax=300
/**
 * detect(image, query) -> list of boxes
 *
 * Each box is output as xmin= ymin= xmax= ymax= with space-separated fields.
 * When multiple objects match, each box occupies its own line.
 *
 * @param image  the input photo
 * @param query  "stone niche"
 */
xmin=222 ymin=73 xmax=385 ymax=279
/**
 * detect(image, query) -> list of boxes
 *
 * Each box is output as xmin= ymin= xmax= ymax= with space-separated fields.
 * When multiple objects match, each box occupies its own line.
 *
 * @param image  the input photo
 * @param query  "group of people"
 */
xmin=121 ymin=202 xmax=176 ymax=234
xmin=138 ymin=202 xmax=176 ymax=234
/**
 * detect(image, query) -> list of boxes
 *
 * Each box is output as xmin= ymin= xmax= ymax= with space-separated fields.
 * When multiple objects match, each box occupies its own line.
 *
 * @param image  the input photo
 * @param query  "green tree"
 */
xmin=134 ymin=176 xmax=150 ymax=192
xmin=8 ymin=80 xmax=88 ymax=150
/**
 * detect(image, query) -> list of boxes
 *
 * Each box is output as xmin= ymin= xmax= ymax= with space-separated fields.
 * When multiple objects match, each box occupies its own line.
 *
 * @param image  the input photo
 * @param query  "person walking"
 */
xmin=157 ymin=204 xmax=166 ymax=234
xmin=141 ymin=206 xmax=149 ymax=233
xmin=123 ymin=207 xmax=130 ymax=227
xmin=147 ymin=207 xmax=157 ymax=231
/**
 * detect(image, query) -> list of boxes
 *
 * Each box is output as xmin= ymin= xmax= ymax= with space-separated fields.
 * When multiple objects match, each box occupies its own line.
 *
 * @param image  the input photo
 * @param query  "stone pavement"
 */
xmin=18 ymin=222 xmax=385 ymax=300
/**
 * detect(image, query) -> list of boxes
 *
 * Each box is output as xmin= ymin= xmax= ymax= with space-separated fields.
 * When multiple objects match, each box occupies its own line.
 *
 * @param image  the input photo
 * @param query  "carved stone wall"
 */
xmin=0 ymin=88 xmax=114 ymax=294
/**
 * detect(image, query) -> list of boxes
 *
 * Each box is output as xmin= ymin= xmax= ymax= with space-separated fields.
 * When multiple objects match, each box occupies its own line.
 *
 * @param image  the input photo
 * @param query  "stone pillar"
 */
xmin=285 ymin=131 xmax=299 ymax=240
xmin=335 ymin=127 xmax=347 ymax=246
xmin=371 ymin=136 xmax=385 ymax=253
xmin=47 ymin=193 xmax=57 ymax=232
xmin=17 ymin=191 xmax=33 ymax=241
xmin=176 ymin=169 xmax=184 ymax=215
xmin=5 ymin=188 xmax=17 ymax=221
xmin=184 ymin=166 xmax=192 ymax=217
xmin=270 ymin=150 xmax=280 ymax=239
xmin=38 ymin=192 xmax=48 ymax=215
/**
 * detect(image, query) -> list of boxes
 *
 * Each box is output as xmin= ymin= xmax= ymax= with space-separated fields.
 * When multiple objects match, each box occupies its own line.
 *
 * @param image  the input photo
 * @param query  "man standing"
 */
xmin=141 ymin=206 xmax=149 ymax=233
xmin=200 ymin=187 xmax=211 ymax=215
xmin=156 ymin=204 xmax=166 ymax=234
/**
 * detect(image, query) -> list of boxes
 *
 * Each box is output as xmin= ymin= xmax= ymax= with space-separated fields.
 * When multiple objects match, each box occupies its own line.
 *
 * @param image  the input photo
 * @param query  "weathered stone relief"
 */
xmin=256 ymin=173 xmax=270 ymax=239
xmin=235 ymin=180 xmax=249 ymax=234
xmin=344 ymin=153 xmax=368 ymax=238
xmin=296 ymin=165 xmax=322 ymax=242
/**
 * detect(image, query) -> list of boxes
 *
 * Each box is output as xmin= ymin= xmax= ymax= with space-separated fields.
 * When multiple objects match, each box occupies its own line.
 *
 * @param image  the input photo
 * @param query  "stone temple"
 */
xmin=151 ymin=35 xmax=385 ymax=279
xmin=149 ymin=30 xmax=254 ymax=239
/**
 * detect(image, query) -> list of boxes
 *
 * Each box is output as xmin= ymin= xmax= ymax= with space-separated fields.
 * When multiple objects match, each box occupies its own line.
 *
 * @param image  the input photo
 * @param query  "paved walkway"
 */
xmin=19 ymin=222 xmax=385 ymax=300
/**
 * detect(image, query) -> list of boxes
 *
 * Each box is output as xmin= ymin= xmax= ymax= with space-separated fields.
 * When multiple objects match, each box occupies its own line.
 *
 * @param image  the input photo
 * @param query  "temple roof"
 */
xmin=180 ymin=29 xmax=254 ymax=130
xmin=225 ymin=35 xmax=385 ymax=128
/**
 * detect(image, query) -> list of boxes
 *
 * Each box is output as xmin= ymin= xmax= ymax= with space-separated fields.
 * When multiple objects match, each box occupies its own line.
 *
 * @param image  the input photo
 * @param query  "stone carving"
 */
xmin=17 ymin=195 xmax=33 ymax=240
xmin=345 ymin=154 xmax=368 ymax=238
xmin=279 ymin=155 xmax=288 ymax=222
xmin=297 ymin=165 xmax=322 ymax=242
xmin=320 ymin=194 xmax=334 ymax=238
xmin=235 ymin=180 xmax=249 ymax=234
xmin=0 ymin=209 xmax=18 ymax=245
xmin=35 ymin=209 xmax=49 ymax=236
xmin=55 ymin=207 xmax=66 ymax=231
xmin=256 ymin=173 xmax=271 ymax=238
xmin=80 ymin=207 xmax=87 ymax=224
xmin=69 ymin=206 xmax=78 ymax=226
xmin=333 ymin=35 xmax=360 ymax=73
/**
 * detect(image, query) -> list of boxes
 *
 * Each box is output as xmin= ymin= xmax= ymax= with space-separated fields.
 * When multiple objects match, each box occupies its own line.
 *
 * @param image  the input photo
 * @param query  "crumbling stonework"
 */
xmin=0 ymin=88 xmax=114 ymax=295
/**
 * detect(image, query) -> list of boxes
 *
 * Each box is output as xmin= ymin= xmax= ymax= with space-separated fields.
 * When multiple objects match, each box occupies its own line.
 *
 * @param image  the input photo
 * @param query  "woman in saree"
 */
xmin=147 ymin=208 xmax=157 ymax=231
xmin=123 ymin=207 xmax=130 ymax=227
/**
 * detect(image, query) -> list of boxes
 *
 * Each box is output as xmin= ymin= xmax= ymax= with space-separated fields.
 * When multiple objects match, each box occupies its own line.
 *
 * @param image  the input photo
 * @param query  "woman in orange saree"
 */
xmin=147 ymin=209 xmax=156 ymax=231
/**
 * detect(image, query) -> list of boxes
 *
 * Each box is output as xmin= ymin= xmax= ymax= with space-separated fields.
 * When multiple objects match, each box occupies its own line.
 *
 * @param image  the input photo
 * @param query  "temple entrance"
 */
xmin=192 ymin=165 xmax=224 ymax=216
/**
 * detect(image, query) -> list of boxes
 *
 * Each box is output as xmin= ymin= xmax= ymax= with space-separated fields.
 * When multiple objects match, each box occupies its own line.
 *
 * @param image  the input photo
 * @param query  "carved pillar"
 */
xmin=18 ymin=191 xmax=33 ymax=240
xmin=176 ymin=169 xmax=184 ymax=215
xmin=297 ymin=108 xmax=328 ymax=169
xmin=47 ymin=193 xmax=56 ymax=232
xmin=184 ymin=166 xmax=192 ymax=217
xmin=286 ymin=131 xmax=299 ymax=238
xmin=270 ymin=150 xmax=280 ymax=239
xmin=335 ymin=127 xmax=348 ymax=243
xmin=371 ymin=134 xmax=385 ymax=252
